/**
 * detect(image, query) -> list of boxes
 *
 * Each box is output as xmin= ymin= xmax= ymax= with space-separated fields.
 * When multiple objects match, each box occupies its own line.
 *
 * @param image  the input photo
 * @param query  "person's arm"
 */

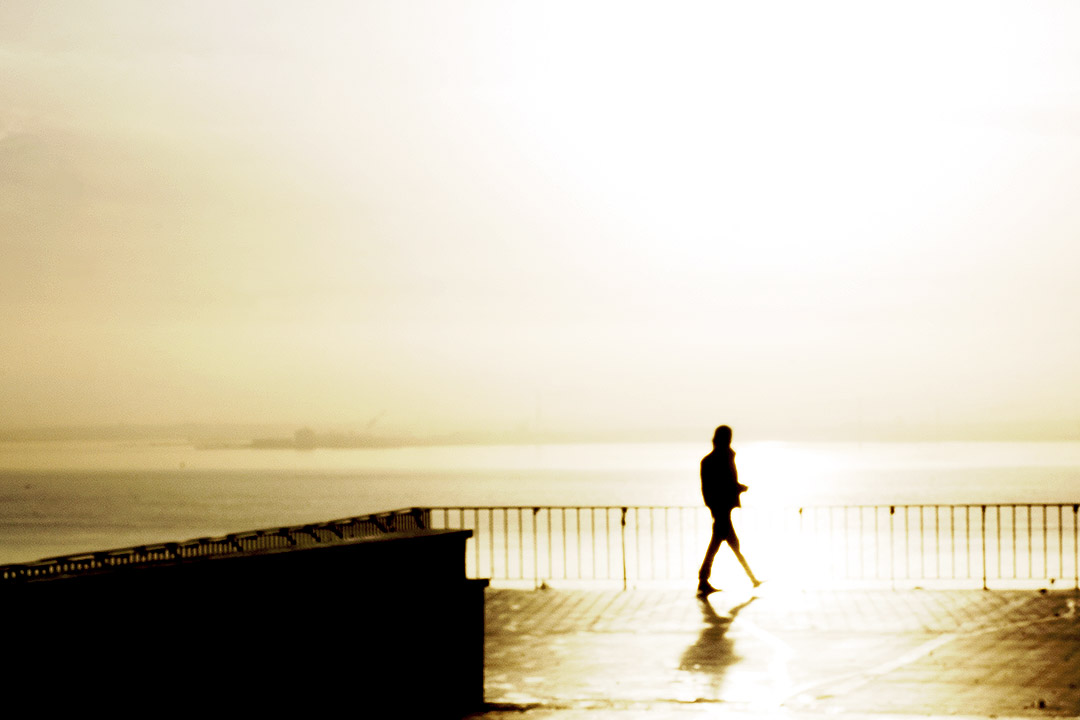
xmin=701 ymin=457 xmax=718 ymax=508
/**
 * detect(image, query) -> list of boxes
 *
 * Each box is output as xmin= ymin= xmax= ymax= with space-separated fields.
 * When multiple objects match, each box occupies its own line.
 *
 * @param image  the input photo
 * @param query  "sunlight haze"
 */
xmin=3 ymin=1 xmax=1080 ymax=442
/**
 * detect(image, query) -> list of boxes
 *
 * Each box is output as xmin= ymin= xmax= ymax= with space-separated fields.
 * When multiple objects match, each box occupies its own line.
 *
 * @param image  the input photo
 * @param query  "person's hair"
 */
xmin=712 ymin=425 xmax=732 ymax=447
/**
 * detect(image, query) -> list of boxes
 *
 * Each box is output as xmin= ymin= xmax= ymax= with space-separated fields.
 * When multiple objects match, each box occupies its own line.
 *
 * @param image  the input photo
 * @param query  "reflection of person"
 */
xmin=697 ymin=425 xmax=761 ymax=595
xmin=678 ymin=595 xmax=756 ymax=681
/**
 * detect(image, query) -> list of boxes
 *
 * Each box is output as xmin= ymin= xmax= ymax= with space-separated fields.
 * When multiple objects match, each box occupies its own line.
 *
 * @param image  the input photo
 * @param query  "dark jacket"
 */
xmin=700 ymin=447 xmax=747 ymax=513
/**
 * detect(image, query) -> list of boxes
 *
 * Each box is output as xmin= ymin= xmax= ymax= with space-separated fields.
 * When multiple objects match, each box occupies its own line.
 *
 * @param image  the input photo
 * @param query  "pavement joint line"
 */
xmin=964 ymin=610 xmax=1078 ymax=638
xmin=954 ymin=593 xmax=1034 ymax=632
xmin=793 ymin=632 xmax=959 ymax=700
xmin=771 ymin=593 xmax=1076 ymax=705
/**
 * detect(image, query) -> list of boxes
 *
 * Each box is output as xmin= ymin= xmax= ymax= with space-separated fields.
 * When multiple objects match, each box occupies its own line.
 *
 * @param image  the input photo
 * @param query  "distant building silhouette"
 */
xmin=294 ymin=426 xmax=317 ymax=449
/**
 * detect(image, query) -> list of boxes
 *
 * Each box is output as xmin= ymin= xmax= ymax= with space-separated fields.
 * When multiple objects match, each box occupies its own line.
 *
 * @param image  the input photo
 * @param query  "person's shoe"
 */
xmin=696 ymin=581 xmax=719 ymax=596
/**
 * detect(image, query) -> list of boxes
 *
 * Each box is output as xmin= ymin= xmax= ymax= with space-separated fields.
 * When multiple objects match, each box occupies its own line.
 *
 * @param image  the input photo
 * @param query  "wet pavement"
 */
xmin=472 ymin=584 xmax=1080 ymax=719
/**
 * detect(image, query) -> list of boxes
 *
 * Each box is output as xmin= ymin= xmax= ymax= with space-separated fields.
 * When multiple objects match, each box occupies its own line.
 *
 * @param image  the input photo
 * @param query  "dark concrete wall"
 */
xmin=3 ymin=530 xmax=485 ymax=717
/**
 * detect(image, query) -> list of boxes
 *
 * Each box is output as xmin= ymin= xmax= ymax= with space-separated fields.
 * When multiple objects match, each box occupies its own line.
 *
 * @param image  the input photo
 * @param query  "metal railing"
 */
xmin=0 ymin=508 xmax=431 ymax=584
xmin=427 ymin=504 xmax=1080 ymax=590
xmin=5 ymin=503 xmax=1077 ymax=591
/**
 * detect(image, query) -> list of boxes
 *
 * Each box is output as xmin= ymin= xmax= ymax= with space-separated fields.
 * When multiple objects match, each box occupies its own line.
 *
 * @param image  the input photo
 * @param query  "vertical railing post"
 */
xmin=606 ymin=509 xmax=613 ymax=580
xmin=1042 ymin=505 xmax=1047 ymax=582
xmin=1073 ymin=505 xmax=1079 ymax=591
xmin=949 ymin=506 xmax=956 ymax=581
xmin=798 ymin=507 xmax=804 ymax=583
xmin=1027 ymin=505 xmax=1032 ymax=580
xmin=903 ymin=506 xmax=910 ymax=581
xmin=873 ymin=506 xmax=880 ymax=580
xmin=576 ymin=508 xmax=582 ymax=580
xmin=620 ymin=507 xmax=628 ymax=591
xmin=965 ymin=505 xmax=971 ymax=580
xmin=1060 ymin=505 xmax=1065 ymax=582
xmin=857 ymin=507 xmax=864 ymax=579
xmin=518 ymin=508 xmax=524 ymax=581
xmin=533 ymin=507 xmax=540 ymax=589
xmin=592 ymin=509 xmax=598 ymax=580
xmin=981 ymin=505 xmax=988 ymax=591
xmin=997 ymin=506 xmax=1002 ymax=581
xmin=1008 ymin=505 xmax=1015 ymax=580
xmin=635 ymin=507 xmax=642 ymax=582
xmin=934 ymin=505 xmax=940 ymax=580
xmin=889 ymin=506 xmax=895 ymax=590
xmin=548 ymin=509 xmax=554 ymax=582
xmin=562 ymin=508 xmax=568 ymax=581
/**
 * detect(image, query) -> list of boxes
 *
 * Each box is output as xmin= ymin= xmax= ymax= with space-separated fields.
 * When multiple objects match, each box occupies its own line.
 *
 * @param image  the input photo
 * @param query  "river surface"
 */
xmin=2 ymin=440 xmax=1080 ymax=565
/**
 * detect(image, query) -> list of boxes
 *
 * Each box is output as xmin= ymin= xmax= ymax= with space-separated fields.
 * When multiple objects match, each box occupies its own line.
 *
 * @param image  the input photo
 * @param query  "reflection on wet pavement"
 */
xmin=676 ymin=595 xmax=755 ymax=700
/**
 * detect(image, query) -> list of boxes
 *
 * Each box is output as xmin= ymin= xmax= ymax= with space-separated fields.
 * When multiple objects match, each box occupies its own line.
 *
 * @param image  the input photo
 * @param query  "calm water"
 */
xmin=2 ymin=440 xmax=1080 ymax=565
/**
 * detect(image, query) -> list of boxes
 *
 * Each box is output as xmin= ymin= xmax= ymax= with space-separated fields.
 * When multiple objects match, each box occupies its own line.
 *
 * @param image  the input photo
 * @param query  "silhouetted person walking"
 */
xmin=698 ymin=425 xmax=761 ymax=595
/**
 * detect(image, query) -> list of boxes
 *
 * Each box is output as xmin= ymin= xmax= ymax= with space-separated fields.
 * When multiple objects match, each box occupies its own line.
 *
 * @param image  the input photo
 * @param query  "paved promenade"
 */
xmin=472 ymin=584 xmax=1080 ymax=719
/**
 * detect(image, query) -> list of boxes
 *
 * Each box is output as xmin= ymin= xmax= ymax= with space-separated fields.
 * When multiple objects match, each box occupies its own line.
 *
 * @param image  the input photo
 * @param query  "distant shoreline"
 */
xmin=1 ymin=422 xmax=1078 ymax=446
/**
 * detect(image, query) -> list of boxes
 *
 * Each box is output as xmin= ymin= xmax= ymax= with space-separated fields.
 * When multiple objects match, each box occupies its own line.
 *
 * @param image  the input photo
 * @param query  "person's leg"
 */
xmin=727 ymin=531 xmax=761 ymax=587
xmin=698 ymin=522 xmax=723 ymax=589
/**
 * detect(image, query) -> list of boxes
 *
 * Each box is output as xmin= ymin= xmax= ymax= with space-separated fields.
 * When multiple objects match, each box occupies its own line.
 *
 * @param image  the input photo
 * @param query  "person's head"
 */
xmin=712 ymin=425 xmax=732 ymax=448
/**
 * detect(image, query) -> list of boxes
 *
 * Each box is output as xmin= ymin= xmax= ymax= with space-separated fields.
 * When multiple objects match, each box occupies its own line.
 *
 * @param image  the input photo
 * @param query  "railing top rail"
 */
xmin=426 ymin=505 xmax=700 ymax=510
xmin=425 ymin=503 xmax=1080 ymax=510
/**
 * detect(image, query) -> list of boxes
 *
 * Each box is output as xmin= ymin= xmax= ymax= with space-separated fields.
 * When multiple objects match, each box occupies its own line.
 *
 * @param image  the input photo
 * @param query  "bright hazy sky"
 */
xmin=3 ymin=1 xmax=1080 ymax=441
